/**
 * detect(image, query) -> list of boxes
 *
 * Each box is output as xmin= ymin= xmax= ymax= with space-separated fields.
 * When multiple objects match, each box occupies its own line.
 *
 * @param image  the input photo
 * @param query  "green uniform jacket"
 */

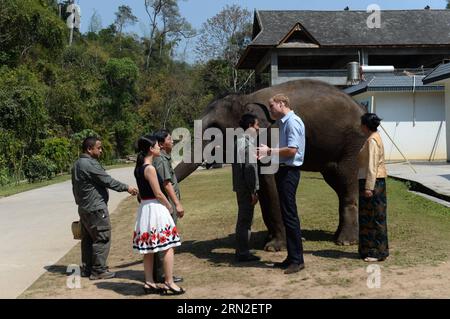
xmin=232 ymin=134 xmax=259 ymax=194
xmin=71 ymin=154 xmax=129 ymax=212
xmin=153 ymin=150 xmax=180 ymax=202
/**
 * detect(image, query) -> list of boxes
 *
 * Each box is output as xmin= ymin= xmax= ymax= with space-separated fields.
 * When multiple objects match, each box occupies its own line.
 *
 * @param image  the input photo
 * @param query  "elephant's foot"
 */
xmin=264 ymin=237 xmax=286 ymax=252
xmin=334 ymin=228 xmax=358 ymax=246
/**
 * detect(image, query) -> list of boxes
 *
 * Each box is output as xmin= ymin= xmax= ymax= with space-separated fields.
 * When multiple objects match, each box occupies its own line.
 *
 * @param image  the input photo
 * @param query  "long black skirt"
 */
xmin=358 ymin=178 xmax=389 ymax=260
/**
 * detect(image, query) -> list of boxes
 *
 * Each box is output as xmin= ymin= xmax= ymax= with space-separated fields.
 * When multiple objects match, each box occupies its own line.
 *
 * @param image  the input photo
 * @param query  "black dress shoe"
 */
xmin=273 ymin=259 xmax=290 ymax=269
xmin=81 ymin=270 xmax=91 ymax=278
xmin=235 ymin=254 xmax=261 ymax=262
xmin=284 ymin=263 xmax=305 ymax=274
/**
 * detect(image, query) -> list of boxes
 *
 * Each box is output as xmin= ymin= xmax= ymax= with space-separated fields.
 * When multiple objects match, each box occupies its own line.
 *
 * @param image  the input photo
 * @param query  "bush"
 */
xmin=24 ymin=155 xmax=56 ymax=183
xmin=71 ymin=129 xmax=114 ymax=164
xmin=40 ymin=137 xmax=73 ymax=174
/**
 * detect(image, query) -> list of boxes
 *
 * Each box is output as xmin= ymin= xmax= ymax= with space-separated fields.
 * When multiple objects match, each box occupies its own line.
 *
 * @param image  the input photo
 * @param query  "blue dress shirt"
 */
xmin=277 ymin=111 xmax=305 ymax=167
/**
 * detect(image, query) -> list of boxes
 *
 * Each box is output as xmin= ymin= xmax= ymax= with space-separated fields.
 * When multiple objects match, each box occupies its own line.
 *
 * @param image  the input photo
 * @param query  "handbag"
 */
xmin=71 ymin=221 xmax=82 ymax=240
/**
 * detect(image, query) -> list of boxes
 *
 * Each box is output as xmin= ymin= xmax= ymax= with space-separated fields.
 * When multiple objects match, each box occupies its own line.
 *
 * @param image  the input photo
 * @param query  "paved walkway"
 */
xmin=0 ymin=167 xmax=136 ymax=299
xmin=387 ymin=161 xmax=450 ymax=203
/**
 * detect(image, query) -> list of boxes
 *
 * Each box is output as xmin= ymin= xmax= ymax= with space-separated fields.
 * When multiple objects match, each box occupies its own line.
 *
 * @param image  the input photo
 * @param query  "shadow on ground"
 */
xmin=167 ymin=229 xmax=357 ymax=266
xmin=302 ymin=229 xmax=335 ymax=242
xmin=94 ymin=281 xmax=144 ymax=297
xmin=174 ymin=231 xmax=270 ymax=268
xmin=44 ymin=265 xmax=69 ymax=275
xmin=46 ymin=229 xmax=357 ymax=277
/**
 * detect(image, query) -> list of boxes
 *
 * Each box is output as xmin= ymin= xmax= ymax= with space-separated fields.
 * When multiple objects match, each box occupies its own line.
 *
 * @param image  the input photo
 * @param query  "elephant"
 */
xmin=174 ymin=79 xmax=367 ymax=250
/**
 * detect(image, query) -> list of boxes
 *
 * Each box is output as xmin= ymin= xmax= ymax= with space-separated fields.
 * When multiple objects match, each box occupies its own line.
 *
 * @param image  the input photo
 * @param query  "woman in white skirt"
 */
xmin=133 ymin=134 xmax=184 ymax=295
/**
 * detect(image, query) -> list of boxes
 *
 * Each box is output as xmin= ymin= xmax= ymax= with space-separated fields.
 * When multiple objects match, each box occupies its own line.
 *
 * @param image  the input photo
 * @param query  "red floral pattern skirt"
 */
xmin=133 ymin=199 xmax=181 ymax=254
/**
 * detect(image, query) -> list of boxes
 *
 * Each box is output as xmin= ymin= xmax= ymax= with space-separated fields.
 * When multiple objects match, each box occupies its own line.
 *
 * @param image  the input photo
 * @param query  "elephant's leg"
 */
xmin=258 ymin=173 xmax=286 ymax=252
xmin=321 ymin=162 xmax=359 ymax=246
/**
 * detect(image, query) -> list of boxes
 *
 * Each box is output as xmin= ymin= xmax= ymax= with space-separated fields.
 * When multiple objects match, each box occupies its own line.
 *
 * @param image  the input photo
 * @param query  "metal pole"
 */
xmin=380 ymin=124 xmax=417 ymax=173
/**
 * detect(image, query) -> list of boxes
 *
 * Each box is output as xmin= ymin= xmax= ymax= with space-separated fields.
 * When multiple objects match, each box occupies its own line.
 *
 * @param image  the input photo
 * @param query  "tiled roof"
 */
xmin=344 ymin=75 xmax=444 ymax=96
xmin=422 ymin=63 xmax=450 ymax=84
xmin=252 ymin=10 xmax=450 ymax=47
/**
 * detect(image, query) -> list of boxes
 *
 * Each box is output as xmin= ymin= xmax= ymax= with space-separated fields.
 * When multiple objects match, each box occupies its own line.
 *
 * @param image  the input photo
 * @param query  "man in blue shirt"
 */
xmin=258 ymin=94 xmax=305 ymax=274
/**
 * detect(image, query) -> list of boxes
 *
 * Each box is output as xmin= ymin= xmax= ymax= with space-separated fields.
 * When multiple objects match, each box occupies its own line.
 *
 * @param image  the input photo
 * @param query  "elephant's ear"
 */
xmin=244 ymin=102 xmax=275 ymax=126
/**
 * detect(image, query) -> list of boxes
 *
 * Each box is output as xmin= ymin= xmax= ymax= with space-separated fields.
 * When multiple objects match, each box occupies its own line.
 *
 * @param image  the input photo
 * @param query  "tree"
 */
xmin=104 ymin=58 xmax=139 ymax=108
xmin=103 ymin=58 xmax=140 ymax=156
xmin=447 ymin=0 xmax=450 ymax=9
xmin=114 ymin=5 xmax=138 ymax=50
xmin=195 ymin=5 xmax=253 ymax=93
xmin=88 ymin=9 xmax=102 ymax=34
xmin=143 ymin=0 xmax=195 ymax=69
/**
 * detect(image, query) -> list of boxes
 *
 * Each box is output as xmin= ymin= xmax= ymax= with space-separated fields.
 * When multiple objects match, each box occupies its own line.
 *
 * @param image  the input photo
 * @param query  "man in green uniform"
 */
xmin=71 ymin=136 xmax=138 ymax=280
xmin=153 ymin=129 xmax=184 ymax=283
xmin=232 ymin=114 xmax=261 ymax=262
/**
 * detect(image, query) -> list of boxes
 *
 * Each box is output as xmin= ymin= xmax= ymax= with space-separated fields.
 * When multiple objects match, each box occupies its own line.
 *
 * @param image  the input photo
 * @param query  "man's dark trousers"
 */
xmin=78 ymin=207 xmax=112 ymax=275
xmin=235 ymin=190 xmax=255 ymax=256
xmin=275 ymin=166 xmax=304 ymax=265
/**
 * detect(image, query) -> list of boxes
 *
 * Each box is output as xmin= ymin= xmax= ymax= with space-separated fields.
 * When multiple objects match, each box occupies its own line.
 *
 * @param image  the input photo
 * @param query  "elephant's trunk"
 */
xmin=174 ymin=113 xmax=213 ymax=182
xmin=175 ymin=161 xmax=200 ymax=183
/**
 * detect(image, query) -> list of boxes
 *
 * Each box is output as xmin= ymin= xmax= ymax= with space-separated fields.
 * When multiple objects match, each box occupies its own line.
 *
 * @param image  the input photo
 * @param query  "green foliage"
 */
xmin=104 ymin=58 xmax=139 ymax=93
xmin=0 ymin=0 xmax=66 ymax=66
xmin=112 ymin=119 xmax=137 ymax=157
xmin=70 ymin=129 xmax=115 ymax=164
xmin=40 ymin=137 xmax=73 ymax=174
xmin=24 ymin=155 xmax=56 ymax=183
xmin=0 ymin=2 xmax=254 ymax=190
xmin=199 ymin=59 xmax=233 ymax=97
xmin=72 ymin=129 xmax=100 ymax=147
xmin=0 ymin=66 xmax=48 ymax=152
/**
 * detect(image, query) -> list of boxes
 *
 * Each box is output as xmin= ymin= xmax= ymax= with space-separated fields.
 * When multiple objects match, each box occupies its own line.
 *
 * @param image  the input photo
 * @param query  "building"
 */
xmin=423 ymin=63 xmax=450 ymax=161
xmin=345 ymin=75 xmax=445 ymax=161
xmin=237 ymin=9 xmax=450 ymax=161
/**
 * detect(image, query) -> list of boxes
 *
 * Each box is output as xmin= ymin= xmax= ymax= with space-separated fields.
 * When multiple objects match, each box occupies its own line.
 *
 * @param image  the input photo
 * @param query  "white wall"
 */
xmin=355 ymin=91 xmax=446 ymax=161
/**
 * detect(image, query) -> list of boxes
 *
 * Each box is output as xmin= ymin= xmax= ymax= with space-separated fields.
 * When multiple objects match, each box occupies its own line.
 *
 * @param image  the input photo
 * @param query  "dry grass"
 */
xmin=20 ymin=167 xmax=450 ymax=299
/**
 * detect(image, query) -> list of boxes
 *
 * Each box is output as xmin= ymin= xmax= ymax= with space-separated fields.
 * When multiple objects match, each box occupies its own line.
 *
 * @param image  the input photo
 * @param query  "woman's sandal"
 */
xmin=160 ymin=282 xmax=186 ymax=295
xmin=143 ymin=283 xmax=162 ymax=295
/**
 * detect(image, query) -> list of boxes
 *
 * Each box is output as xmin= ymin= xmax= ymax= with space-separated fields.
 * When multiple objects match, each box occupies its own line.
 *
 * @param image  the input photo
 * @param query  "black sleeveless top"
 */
xmin=134 ymin=164 xmax=164 ymax=199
